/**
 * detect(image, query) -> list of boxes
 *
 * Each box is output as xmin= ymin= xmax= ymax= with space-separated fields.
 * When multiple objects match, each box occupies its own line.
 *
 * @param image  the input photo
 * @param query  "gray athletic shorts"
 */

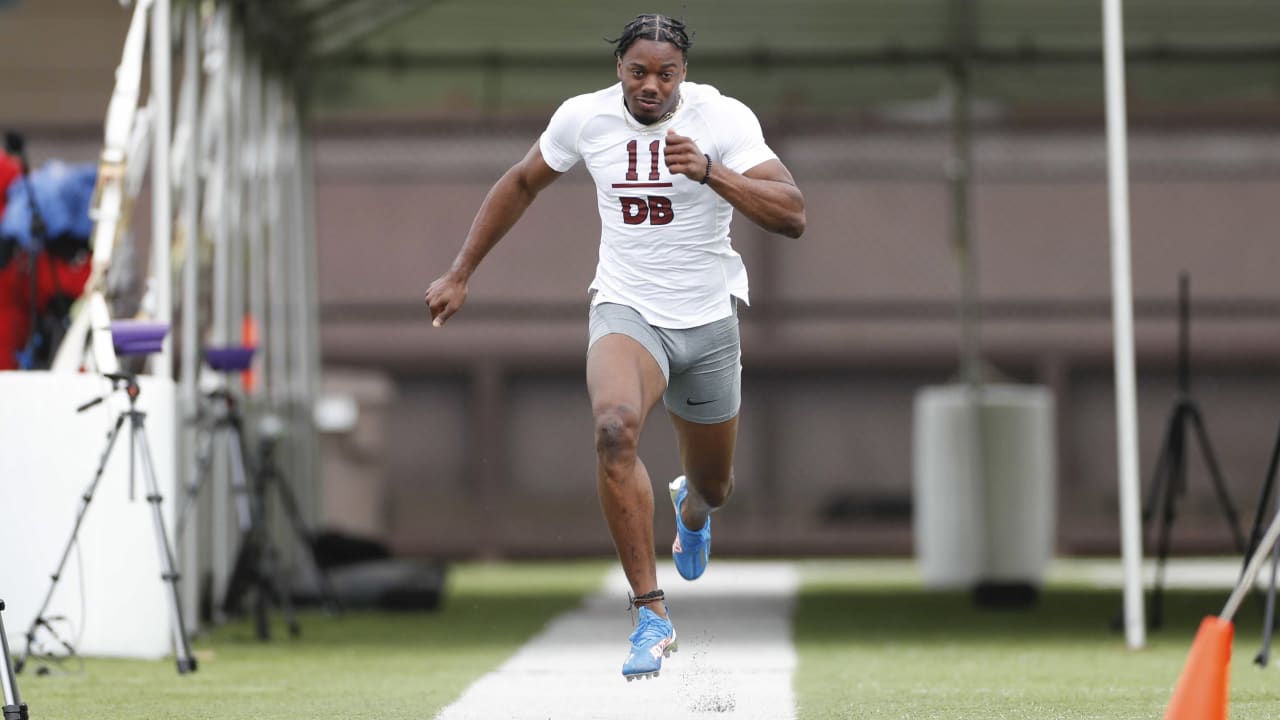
xmin=587 ymin=301 xmax=742 ymax=424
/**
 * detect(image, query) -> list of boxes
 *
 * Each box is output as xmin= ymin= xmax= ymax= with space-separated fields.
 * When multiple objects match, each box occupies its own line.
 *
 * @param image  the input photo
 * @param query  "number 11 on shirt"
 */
xmin=617 ymin=139 xmax=675 ymax=225
xmin=626 ymin=139 xmax=661 ymax=182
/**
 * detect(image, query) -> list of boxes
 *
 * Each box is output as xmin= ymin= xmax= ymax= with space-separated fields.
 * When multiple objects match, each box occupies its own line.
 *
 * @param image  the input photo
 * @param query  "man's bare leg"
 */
xmin=670 ymin=413 xmax=739 ymax=531
xmin=587 ymin=333 xmax=668 ymax=617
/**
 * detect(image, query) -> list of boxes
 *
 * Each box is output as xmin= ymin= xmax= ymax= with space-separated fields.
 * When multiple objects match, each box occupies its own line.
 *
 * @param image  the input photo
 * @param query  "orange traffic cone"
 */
xmin=1165 ymin=507 xmax=1280 ymax=719
xmin=1164 ymin=615 xmax=1234 ymax=720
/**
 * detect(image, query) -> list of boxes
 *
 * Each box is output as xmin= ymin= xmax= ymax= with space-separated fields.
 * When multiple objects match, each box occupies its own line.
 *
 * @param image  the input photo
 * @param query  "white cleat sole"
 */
xmin=623 ymin=644 xmax=677 ymax=682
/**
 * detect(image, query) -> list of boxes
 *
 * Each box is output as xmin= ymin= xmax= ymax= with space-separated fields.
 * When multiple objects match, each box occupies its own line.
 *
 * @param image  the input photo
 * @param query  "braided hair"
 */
xmin=610 ymin=14 xmax=693 ymax=59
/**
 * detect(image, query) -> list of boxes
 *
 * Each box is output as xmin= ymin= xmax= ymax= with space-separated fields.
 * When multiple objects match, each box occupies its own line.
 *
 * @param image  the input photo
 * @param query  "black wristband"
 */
xmin=699 ymin=154 xmax=712 ymax=185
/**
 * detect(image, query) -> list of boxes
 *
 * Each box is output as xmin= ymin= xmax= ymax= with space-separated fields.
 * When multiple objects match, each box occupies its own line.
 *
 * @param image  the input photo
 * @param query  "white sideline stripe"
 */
xmin=1060 ymin=557 xmax=1275 ymax=590
xmin=434 ymin=561 xmax=799 ymax=720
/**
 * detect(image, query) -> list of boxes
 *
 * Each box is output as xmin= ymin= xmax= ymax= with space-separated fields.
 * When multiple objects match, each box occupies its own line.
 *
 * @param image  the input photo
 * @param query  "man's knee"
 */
xmin=594 ymin=405 xmax=642 ymax=465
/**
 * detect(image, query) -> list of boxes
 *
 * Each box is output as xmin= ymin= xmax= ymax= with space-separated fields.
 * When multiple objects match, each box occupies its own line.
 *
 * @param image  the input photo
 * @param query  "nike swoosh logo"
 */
xmin=686 ymin=398 xmax=715 ymax=406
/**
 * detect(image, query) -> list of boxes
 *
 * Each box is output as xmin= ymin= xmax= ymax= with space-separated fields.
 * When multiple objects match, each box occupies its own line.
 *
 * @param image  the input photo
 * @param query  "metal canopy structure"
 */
xmin=296 ymin=0 xmax=1280 ymax=119
xmin=44 ymin=0 xmax=423 ymax=628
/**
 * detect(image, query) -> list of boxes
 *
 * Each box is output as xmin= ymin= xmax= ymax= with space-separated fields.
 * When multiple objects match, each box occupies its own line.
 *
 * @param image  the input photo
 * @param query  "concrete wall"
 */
xmin=311 ymin=125 xmax=1280 ymax=559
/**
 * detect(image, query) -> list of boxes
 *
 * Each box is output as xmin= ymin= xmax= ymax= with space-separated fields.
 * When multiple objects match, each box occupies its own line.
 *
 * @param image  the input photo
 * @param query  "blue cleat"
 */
xmin=622 ymin=606 xmax=677 ymax=680
xmin=669 ymin=475 xmax=711 ymax=581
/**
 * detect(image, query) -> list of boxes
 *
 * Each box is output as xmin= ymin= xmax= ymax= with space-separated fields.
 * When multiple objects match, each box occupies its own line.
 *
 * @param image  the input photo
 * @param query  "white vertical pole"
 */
xmin=265 ymin=76 xmax=288 ymax=411
xmin=211 ymin=9 xmax=242 ymax=624
xmin=281 ymin=99 xmax=302 ymax=414
xmin=296 ymin=102 xmax=323 ymax=526
xmin=210 ymin=4 xmax=231 ymax=347
xmin=179 ymin=0 xmax=202 ymax=634
xmin=179 ymin=2 xmax=200 ymax=427
xmin=245 ymin=58 xmax=266 ymax=400
xmin=263 ymin=76 xmax=292 ymax=564
xmin=151 ymin=0 xmax=173 ymax=377
xmin=226 ymin=22 xmax=245 ymax=352
xmin=1103 ymin=0 xmax=1146 ymax=650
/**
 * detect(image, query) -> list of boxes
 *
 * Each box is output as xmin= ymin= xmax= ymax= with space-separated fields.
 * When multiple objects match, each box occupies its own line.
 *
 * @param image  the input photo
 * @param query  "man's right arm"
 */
xmin=424 ymin=142 xmax=563 ymax=327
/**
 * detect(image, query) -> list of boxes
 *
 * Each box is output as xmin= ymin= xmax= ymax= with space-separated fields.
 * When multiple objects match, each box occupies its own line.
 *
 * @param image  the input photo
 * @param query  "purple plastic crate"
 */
xmin=115 ymin=340 xmax=164 ymax=355
xmin=110 ymin=320 xmax=169 ymax=357
xmin=205 ymin=345 xmax=256 ymax=371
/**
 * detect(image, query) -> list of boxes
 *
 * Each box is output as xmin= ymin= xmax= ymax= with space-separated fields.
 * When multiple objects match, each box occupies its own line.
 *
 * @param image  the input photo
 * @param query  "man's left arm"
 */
xmin=665 ymin=130 xmax=806 ymax=239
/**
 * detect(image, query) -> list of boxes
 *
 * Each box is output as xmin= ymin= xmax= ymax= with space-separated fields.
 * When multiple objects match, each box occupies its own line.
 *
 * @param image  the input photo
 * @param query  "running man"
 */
xmin=423 ymin=13 xmax=805 ymax=680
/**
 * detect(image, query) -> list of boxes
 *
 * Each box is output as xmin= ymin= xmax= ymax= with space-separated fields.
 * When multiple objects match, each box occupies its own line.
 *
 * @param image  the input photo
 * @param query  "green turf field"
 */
xmin=793 ymin=560 xmax=1279 ymax=719
xmin=13 ymin=559 xmax=1280 ymax=719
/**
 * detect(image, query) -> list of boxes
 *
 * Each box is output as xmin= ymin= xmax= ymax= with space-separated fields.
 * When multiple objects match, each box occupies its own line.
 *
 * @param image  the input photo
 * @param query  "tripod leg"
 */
xmin=1150 ymin=407 xmax=1189 ymax=630
xmin=225 ymin=422 xmax=255 ymax=534
xmin=268 ymin=458 xmax=342 ymax=615
xmin=1185 ymin=404 xmax=1272 ymax=624
xmin=221 ymin=537 xmax=261 ymax=628
xmin=220 ymin=422 xmax=298 ymax=639
xmin=251 ymin=492 xmax=274 ymax=643
xmin=254 ymin=461 xmax=301 ymax=638
xmin=1246 ymin=420 xmax=1280 ymax=566
xmin=258 ymin=536 xmax=301 ymax=639
xmin=1256 ymin=523 xmax=1280 ymax=667
xmin=1114 ymin=407 xmax=1176 ymax=632
xmin=15 ymin=413 xmax=127 ymax=674
xmin=1255 ymin=456 xmax=1280 ymax=668
xmin=1143 ymin=415 xmax=1176 ymax=525
xmin=1187 ymin=405 xmax=1248 ymax=553
xmin=232 ymin=478 xmax=296 ymax=640
xmin=1251 ymin=423 xmax=1280 ymax=667
xmin=175 ymin=422 xmax=217 ymax=544
xmin=1140 ymin=408 xmax=1182 ymax=557
xmin=133 ymin=416 xmax=198 ymax=675
xmin=219 ymin=422 xmax=270 ymax=637
xmin=1 ymin=601 xmax=29 ymax=720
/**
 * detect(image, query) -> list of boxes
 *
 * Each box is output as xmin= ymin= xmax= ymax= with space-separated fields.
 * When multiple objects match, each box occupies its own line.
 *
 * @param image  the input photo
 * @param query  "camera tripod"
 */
xmin=176 ymin=387 xmax=338 ymax=641
xmin=15 ymin=372 xmax=196 ymax=675
xmin=1140 ymin=274 xmax=1247 ymax=629
xmin=1 ymin=600 xmax=29 ymax=720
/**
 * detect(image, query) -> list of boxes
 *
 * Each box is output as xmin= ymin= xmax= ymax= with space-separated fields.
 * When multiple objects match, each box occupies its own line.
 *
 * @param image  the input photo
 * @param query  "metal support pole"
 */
xmin=946 ymin=0 xmax=994 ymax=597
xmin=211 ymin=14 xmax=246 ymax=618
xmin=265 ymin=76 xmax=288 ymax=412
xmin=150 ymin=0 xmax=173 ymax=378
xmin=947 ymin=0 xmax=981 ymax=390
xmin=262 ymin=75 xmax=293 ymax=565
xmin=245 ymin=57 xmax=266 ymax=401
xmin=178 ymin=0 xmax=202 ymax=633
xmin=1103 ymin=0 xmax=1146 ymax=650
xmin=296 ymin=101 xmax=323 ymax=527
xmin=227 ymin=25 xmax=246 ymax=354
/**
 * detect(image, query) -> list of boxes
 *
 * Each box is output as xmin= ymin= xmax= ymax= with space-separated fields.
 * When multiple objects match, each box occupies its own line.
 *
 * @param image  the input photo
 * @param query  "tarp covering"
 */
xmin=0 ymin=160 xmax=96 ymax=255
xmin=0 ymin=159 xmax=95 ymax=369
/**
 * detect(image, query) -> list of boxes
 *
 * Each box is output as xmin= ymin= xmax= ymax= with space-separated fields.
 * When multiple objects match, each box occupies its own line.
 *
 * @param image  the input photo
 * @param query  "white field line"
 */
xmin=1050 ymin=557 xmax=1274 ymax=590
xmin=435 ymin=561 xmax=799 ymax=720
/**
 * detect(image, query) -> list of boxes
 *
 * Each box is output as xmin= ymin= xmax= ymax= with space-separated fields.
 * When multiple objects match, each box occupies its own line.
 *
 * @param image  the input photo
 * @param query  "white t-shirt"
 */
xmin=538 ymin=81 xmax=778 ymax=329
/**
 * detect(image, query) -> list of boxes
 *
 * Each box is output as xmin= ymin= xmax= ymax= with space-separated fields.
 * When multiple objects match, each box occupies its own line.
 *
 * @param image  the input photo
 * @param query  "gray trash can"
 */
xmin=912 ymin=383 xmax=1056 ymax=597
